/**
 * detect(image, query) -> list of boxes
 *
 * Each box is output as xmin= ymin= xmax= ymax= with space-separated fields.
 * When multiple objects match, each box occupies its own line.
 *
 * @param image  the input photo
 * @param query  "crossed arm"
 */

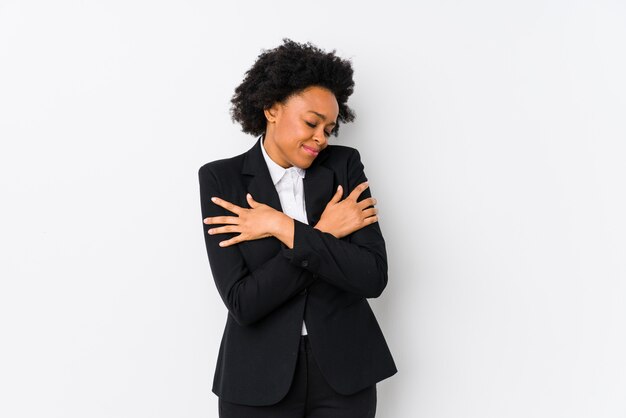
xmin=204 ymin=181 xmax=378 ymax=248
xmin=199 ymin=151 xmax=387 ymax=325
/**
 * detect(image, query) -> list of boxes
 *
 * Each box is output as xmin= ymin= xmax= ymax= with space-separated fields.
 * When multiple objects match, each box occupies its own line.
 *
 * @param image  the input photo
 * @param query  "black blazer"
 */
xmin=199 ymin=137 xmax=397 ymax=406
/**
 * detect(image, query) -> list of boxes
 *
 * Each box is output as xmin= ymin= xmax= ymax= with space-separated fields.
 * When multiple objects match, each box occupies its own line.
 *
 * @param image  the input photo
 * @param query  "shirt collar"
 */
xmin=259 ymin=134 xmax=306 ymax=185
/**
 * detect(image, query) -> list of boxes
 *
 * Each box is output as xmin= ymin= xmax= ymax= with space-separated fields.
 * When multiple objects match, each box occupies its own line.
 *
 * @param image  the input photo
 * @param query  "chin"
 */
xmin=288 ymin=156 xmax=311 ymax=169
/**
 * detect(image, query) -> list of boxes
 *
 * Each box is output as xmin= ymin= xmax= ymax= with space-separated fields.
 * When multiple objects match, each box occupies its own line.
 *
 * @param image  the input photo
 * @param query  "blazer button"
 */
xmin=301 ymin=260 xmax=309 ymax=267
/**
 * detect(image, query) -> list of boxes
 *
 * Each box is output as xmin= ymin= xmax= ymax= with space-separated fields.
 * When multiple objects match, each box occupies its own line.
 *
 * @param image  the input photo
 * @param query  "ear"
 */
xmin=264 ymin=102 xmax=281 ymax=123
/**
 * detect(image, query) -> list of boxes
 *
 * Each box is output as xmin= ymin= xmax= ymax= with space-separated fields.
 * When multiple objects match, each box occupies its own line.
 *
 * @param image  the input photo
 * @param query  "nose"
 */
xmin=313 ymin=129 xmax=327 ymax=148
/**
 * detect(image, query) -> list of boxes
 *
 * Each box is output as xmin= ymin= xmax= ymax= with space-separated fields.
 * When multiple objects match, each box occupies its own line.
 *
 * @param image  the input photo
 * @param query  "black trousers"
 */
xmin=219 ymin=336 xmax=377 ymax=418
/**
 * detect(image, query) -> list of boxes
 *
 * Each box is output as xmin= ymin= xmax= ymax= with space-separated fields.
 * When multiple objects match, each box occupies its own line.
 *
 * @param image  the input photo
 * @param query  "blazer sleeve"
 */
xmin=199 ymin=165 xmax=316 ymax=326
xmin=281 ymin=148 xmax=389 ymax=298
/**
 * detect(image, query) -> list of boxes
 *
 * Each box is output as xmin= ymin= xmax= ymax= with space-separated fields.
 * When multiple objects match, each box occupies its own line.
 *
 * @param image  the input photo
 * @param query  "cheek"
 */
xmin=278 ymin=120 xmax=306 ymax=143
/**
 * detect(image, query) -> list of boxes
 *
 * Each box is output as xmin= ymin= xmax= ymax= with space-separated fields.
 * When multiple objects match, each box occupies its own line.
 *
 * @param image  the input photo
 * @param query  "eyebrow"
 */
xmin=307 ymin=111 xmax=337 ymax=127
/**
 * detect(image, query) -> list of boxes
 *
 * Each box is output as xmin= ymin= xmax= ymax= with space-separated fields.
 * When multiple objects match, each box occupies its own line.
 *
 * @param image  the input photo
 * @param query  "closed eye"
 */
xmin=306 ymin=121 xmax=333 ymax=137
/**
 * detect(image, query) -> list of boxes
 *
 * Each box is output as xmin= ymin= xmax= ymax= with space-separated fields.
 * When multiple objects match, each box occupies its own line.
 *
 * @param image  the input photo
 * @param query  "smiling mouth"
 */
xmin=302 ymin=145 xmax=320 ymax=156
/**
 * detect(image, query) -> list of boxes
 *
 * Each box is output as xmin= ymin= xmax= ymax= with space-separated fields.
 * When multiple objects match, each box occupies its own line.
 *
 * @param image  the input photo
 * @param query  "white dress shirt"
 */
xmin=259 ymin=134 xmax=309 ymax=335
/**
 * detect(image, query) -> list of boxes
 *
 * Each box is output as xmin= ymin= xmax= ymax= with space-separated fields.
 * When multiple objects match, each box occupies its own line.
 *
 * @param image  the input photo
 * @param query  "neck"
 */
xmin=262 ymin=131 xmax=291 ymax=169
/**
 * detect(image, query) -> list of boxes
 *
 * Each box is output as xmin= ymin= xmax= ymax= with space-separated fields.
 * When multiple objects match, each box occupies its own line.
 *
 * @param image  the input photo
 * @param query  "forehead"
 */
xmin=286 ymin=86 xmax=339 ymax=119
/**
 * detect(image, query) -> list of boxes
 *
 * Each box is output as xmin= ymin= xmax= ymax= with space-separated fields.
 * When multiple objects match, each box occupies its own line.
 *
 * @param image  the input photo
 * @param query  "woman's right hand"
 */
xmin=314 ymin=182 xmax=378 ymax=239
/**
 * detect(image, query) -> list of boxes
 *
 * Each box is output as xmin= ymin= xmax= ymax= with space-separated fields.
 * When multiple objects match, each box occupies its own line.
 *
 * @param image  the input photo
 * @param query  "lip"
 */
xmin=302 ymin=145 xmax=320 ymax=156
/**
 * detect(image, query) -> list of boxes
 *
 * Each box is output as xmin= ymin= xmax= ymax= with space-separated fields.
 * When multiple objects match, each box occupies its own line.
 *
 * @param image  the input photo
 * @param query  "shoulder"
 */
xmin=322 ymin=143 xmax=359 ymax=158
xmin=198 ymin=149 xmax=247 ymax=179
xmin=316 ymin=144 xmax=365 ymax=175
xmin=317 ymin=144 xmax=370 ymax=189
xmin=318 ymin=144 xmax=361 ymax=166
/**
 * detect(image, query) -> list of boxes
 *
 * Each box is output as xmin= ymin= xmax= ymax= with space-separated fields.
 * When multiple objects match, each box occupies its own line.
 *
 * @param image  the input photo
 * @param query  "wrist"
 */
xmin=272 ymin=212 xmax=295 ymax=249
xmin=313 ymin=221 xmax=326 ymax=233
xmin=314 ymin=221 xmax=339 ymax=238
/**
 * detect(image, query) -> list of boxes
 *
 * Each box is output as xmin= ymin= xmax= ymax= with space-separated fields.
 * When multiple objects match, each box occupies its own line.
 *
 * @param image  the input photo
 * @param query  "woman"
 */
xmin=199 ymin=39 xmax=396 ymax=418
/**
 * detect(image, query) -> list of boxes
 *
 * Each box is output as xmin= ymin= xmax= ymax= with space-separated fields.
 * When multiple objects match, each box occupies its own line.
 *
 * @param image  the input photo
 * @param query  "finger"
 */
xmin=211 ymin=197 xmax=242 ymax=215
xmin=218 ymin=237 xmax=239 ymax=247
xmin=204 ymin=216 xmax=240 ymax=225
xmin=246 ymin=193 xmax=260 ymax=208
xmin=364 ymin=215 xmax=379 ymax=225
xmin=329 ymin=185 xmax=343 ymax=204
xmin=361 ymin=207 xmax=378 ymax=218
xmin=217 ymin=232 xmax=271 ymax=246
xmin=216 ymin=232 xmax=246 ymax=247
xmin=208 ymin=225 xmax=239 ymax=235
xmin=347 ymin=181 xmax=369 ymax=201
xmin=332 ymin=185 xmax=343 ymax=202
xmin=357 ymin=197 xmax=377 ymax=210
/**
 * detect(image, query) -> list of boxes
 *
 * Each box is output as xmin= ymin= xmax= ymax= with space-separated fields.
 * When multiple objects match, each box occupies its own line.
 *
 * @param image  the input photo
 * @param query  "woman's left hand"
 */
xmin=204 ymin=194 xmax=293 ymax=248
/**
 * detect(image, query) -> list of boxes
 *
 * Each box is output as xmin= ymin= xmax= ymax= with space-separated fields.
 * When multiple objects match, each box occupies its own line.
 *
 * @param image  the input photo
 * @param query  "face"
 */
xmin=263 ymin=85 xmax=339 ymax=169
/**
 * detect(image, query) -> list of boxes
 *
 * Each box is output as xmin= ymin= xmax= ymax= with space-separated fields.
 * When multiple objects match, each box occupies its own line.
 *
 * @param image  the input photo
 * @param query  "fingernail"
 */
xmin=208 ymin=229 xmax=213 ymax=234
xmin=211 ymin=197 xmax=217 ymax=202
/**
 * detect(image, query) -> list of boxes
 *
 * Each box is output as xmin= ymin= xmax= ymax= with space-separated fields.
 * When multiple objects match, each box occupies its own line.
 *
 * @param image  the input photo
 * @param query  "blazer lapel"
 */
xmin=241 ymin=136 xmax=335 ymax=227
xmin=238 ymin=138 xmax=284 ymax=267
xmin=303 ymin=158 xmax=334 ymax=226
xmin=241 ymin=137 xmax=283 ymax=213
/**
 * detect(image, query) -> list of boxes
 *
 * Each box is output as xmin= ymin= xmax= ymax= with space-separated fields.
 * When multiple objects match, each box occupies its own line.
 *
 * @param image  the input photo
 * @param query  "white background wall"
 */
xmin=1 ymin=1 xmax=625 ymax=417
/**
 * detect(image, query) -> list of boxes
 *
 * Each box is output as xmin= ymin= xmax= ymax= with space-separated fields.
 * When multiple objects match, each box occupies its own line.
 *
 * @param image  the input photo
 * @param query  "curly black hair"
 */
xmin=230 ymin=38 xmax=356 ymax=137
